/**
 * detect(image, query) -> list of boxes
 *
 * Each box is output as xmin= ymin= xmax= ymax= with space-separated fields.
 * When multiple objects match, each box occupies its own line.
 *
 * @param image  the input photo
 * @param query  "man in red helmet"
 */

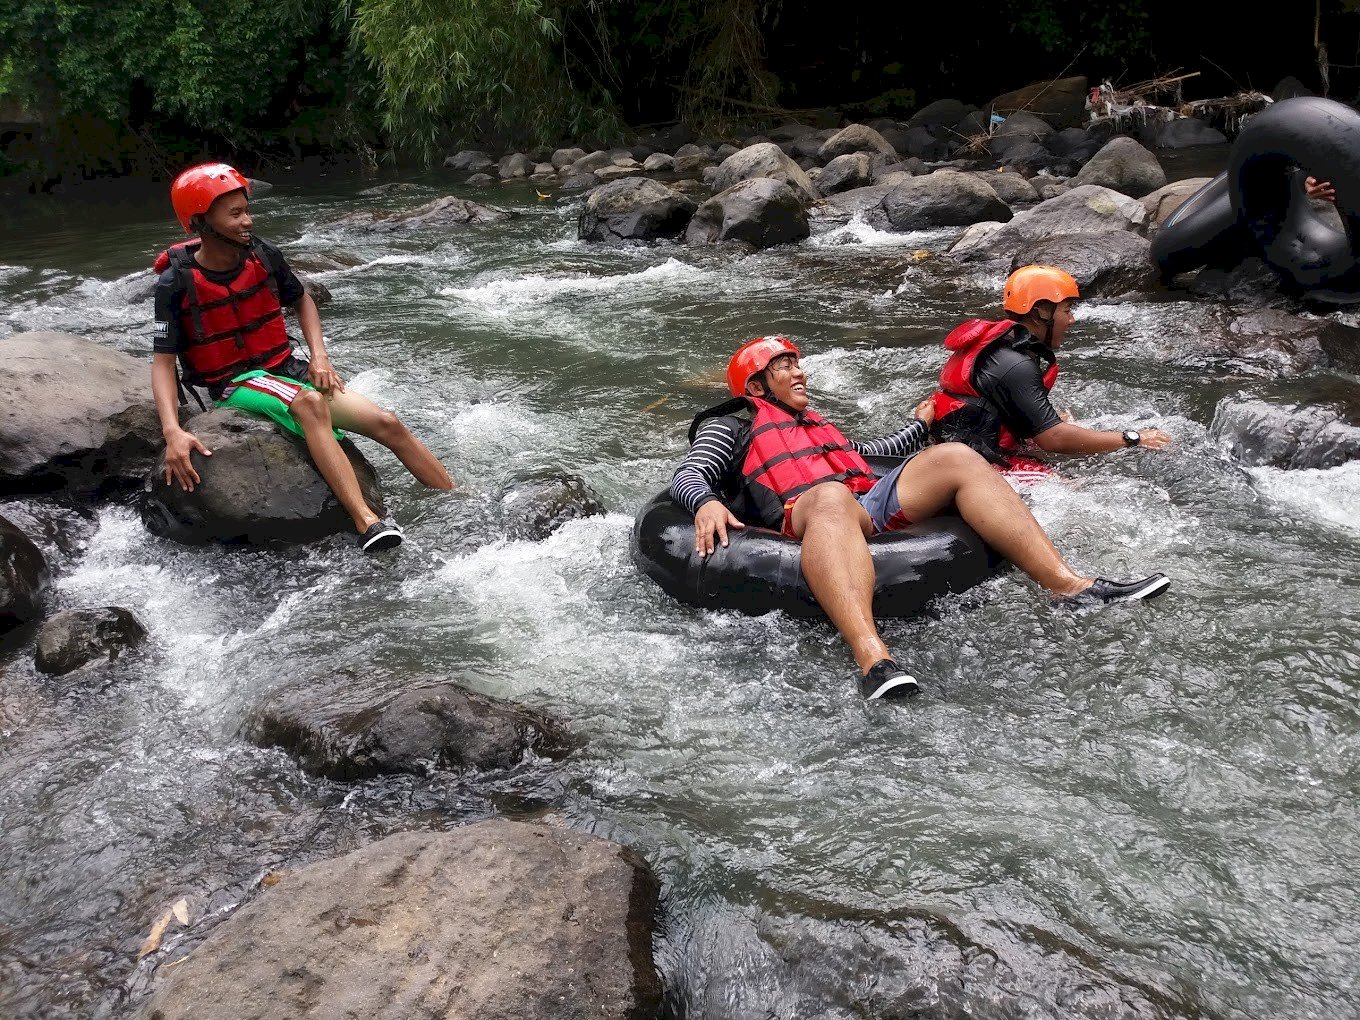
xmin=151 ymin=163 xmax=453 ymax=552
xmin=671 ymin=335 xmax=1171 ymax=700
xmin=930 ymin=265 xmax=1171 ymax=468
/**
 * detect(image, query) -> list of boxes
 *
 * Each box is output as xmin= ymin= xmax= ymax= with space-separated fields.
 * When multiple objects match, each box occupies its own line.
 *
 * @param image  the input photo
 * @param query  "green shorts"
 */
xmin=216 ymin=370 xmax=343 ymax=440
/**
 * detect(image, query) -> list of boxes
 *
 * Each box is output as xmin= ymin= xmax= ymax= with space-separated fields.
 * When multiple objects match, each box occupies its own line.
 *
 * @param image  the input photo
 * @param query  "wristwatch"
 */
xmin=1122 ymin=429 xmax=1141 ymax=447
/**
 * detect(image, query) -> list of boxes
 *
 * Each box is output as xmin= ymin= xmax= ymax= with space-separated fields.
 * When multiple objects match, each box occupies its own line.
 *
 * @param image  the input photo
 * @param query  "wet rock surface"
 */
xmin=1010 ymin=231 xmax=1159 ymax=299
xmin=1072 ymin=136 xmax=1167 ymax=198
xmin=710 ymin=143 xmax=819 ymax=206
xmin=245 ymin=677 xmax=566 ymax=780
xmin=1210 ymin=395 xmax=1360 ymax=469
xmin=331 ymin=196 xmax=511 ymax=232
xmin=138 ymin=819 xmax=661 ymax=1020
xmin=0 ymin=332 xmax=162 ymax=496
xmin=139 ymin=408 xmax=384 ymax=546
xmin=869 ymin=172 xmax=1012 ymax=232
xmin=578 ymin=178 xmax=696 ymax=243
xmin=0 ymin=513 xmax=48 ymax=632
xmin=499 ymin=472 xmax=607 ymax=541
xmin=949 ymin=185 xmax=1147 ymax=261
xmin=685 ymin=178 xmax=810 ymax=250
xmin=35 ymin=607 xmax=147 ymax=676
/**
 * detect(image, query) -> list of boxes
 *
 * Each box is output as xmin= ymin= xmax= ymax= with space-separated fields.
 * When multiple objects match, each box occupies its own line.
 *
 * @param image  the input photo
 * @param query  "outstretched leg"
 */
xmin=289 ymin=389 xmax=382 ymax=535
xmin=892 ymin=443 xmax=1091 ymax=596
xmin=789 ymin=482 xmax=890 ymax=673
xmin=327 ymin=389 xmax=454 ymax=490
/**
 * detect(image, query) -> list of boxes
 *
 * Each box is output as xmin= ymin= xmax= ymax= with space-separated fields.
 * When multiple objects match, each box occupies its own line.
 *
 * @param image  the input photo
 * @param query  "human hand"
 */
xmin=308 ymin=356 xmax=345 ymax=395
xmin=913 ymin=396 xmax=935 ymax=426
xmin=164 ymin=429 xmax=212 ymax=491
xmin=694 ymin=500 xmax=745 ymax=557
xmin=1305 ymin=177 xmax=1337 ymax=203
xmin=1138 ymin=428 xmax=1172 ymax=450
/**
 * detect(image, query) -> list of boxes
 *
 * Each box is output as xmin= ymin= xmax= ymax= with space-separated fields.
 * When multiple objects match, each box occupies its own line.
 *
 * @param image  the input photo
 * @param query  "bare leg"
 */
xmin=327 ymin=389 xmax=454 ymax=490
xmin=790 ymin=482 xmax=890 ymax=673
xmin=893 ymin=443 xmax=1091 ymax=596
xmin=289 ymin=390 xmax=382 ymax=534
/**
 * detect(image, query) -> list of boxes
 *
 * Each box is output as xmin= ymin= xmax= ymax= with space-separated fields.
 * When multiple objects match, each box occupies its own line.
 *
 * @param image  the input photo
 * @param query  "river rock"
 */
xmin=297 ymin=275 xmax=330 ymax=308
xmin=990 ymin=75 xmax=1088 ymax=129
xmin=0 ymin=498 xmax=97 ymax=564
xmin=356 ymin=182 xmax=422 ymax=198
xmin=0 ymin=332 xmax=161 ymax=496
xmin=816 ymin=153 xmax=874 ymax=196
xmin=34 ymin=607 xmax=146 ymax=676
xmin=1197 ymin=307 xmax=1354 ymax=376
xmin=0 ymin=513 xmax=48 ymax=631
xmin=466 ymin=173 xmax=494 ymax=185
xmin=642 ymin=152 xmax=674 ymax=173
xmin=995 ymin=110 xmax=1056 ymax=144
xmin=899 ymin=125 xmax=951 ymax=160
xmin=139 ymin=408 xmax=384 ymax=545
xmin=569 ymin=150 xmax=615 ymax=176
xmin=1010 ymin=231 xmax=1158 ymax=299
xmin=551 ymin=147 xmax=587 ymax=170
xmin=1187 ymin=257 xmax=1291 ymax=305
xmin=443 ymin=150 xmax=494 ymax=173
xmin=868 ymin=172 xmax=1012 ymax=232
xmin=559 ymin=172 xmax=599 ymax=191
xmin=817 ymin=124 xmax=897 ymax=162
xmin=138 ymin=819 xmax=661 ymax=1020
xmin=908 ymin=98 xmax=971 ymax=129
xmin=710 ymin=143 xmax=819 ymax=206
xmin=246 ymin=677 xmax=565 ymax=780
xmin=873 ymin=157 xmax=925 ymax=181
xmin=1140 ymin=177 xmax=1215 ymax=234
xmin=578 ymin=178 xmax=696 ymax=244
xmin=498 ymin=472 xmax=607 ymax=540
xmin=1155 ymin=117 xmax=1228 ymax=149
xmin=973 ymin=170 xmax=1040 ymax=206
xmin=331 ymin=196 xmax=510 ymax=232
xmin=685 ymin=178 xmax=810 ymax=249
xmin=1209 ymin=396 xmax=1360 ymax=468
xmin=595 ymin=164 xmax=644 ymax=182
xmin=1071 ymin=136 xmax=1166 ymax=199
xmin=948 ymin=185 xmax=1147 ymax=261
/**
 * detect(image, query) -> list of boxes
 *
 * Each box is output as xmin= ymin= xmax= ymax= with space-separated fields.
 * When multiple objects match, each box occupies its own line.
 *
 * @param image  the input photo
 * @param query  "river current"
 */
xmin=1 ymin=157 xmax=1358 ymax=1018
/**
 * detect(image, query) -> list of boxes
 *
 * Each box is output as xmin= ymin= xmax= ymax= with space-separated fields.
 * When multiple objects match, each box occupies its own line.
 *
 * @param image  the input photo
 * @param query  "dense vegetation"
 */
xmin=0 ymin=0 xmax=1356 ymax=180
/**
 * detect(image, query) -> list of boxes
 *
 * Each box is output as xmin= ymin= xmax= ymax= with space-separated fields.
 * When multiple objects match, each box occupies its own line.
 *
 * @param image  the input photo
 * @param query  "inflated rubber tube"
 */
xmin=630 ymin=462 xmax=1007 ymax=620
xmin=1151 ymin=172 xmax=1248 ymax=278
xmin=1229 ymin=95 xmax=1360 ymax=304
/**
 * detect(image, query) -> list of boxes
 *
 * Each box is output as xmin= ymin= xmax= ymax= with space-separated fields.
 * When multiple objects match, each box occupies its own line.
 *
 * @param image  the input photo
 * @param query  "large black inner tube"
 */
xmin=1229 ymin=95 xmax=1360 ymax=304
xmin=630 ymin=459 xmax=1008 ymax=620
xmin=1150 ymin=172 xmax=1246 ymax=278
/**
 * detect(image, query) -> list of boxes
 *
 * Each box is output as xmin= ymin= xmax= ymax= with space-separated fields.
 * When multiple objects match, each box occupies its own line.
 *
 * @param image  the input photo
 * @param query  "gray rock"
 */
xmin=629 ymin=143 xmax=653 ymax=161
xmin=990 ymin=75 xmax=1089 ymax=130
xmin=908 ymin=98 xmax=971 ymax=129
xmin=531 ymin=162 xmax=555 ymax=178
xmin=685 ymin=178 xmax=810 ymax=249
xmin=900 ymin=126 xmax=951 ymax=160
xmin=578 ymin=178 xmax=696 ymax=244
xmin=1140 ymin=177 xmax=1215 ymax=234
xmin=499 ymin=472 xmax=606 ymax=540
xmin=297 ymin=275 xmax=330 ymax=309
xmin=818 ymin=124 xmax=897 ymax=162
xmin=1010 ymin=231 xmax=1159 ymax=299
xmin=443 ymin=150 xmax=494 ymax=173
xmin=1198 ymin=307 xmax=1356 ymax=376
xmin=331 ymin=196 xmax=510 ymax=232
xmin=672 ymin=143 xmax=711 ymax=177
xmin=872 ymin=157 xmax=926 ymax=181
xmin=1072 ymin=136 xmax=1167 ymax=199
xmin=811 ymin=183 xmax=900 ymax=223
xmin=465 ymin=173 xmax=494 ymax=186
xmin=1273 ymin=76 xmax=1313 ymax=101
xmin=1210 ymin=396 xmax=1360 ymax=468
xmin=528 ymin=144 xmax=554 ymax=163
xmin=714 ymin=143 xmax=740 ymax=162
xmin=569 ymin=150 xmax=615 ymax=176
xmin=1187 ymin=257 xmax=1292 ymax=305
xmin=1037 ymin=181 xmax=1071 ymax=200
xmin=559 ymin=172 xmax=600 ymax=192
xmin=973 ymin=170 xmax=1040 ymax=206
xmin=286 ymin=253 xmax=361 ymax=273
xmin=138 ymin=819 xmax=661 ymax=1020
xmin=497 ymin=152 xmax=534 ymax=180
xmin=1155 ymin=117 xmax=1227 ymax=149
xmin=710 ymin=143 xmax=819 ymax=206
xmin=246 ymin=677 xmax=565 ymax=780
xmin=0 ymin=332 xmax=161 ymax=496
xmin=766 ymin=122 xmax=819 ymax=142
xmin=594 ymin=164 xmax=644 ymax=181
xmin=139 ymin=408 xmax=384 ymax=546
xmin=869 ymin=172 xmax=1012 ymax=232
xmin=994 ymin=110 xmax=1056 ymax=142
xmin=356 ymin=182 xmax=423 ymax=198
xmin=948 ymin=185 xmax=1147 ymax=260
xmin=0 ymin=513 xmax=47 ymax=631
xmin=642 ymin=152 xmax=674 ymax=173
xmin=816 ymin=153 xmax=874 ymax=196
xmin=551 ymin=147 xmax=587 ymax=170
xmin=35 ymin=607 xmax=145 ymax=676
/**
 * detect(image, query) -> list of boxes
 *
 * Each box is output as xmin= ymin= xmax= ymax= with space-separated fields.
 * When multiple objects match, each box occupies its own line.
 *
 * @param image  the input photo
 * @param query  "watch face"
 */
xmin=1124 ymin=430 xmax=1140 ymax=445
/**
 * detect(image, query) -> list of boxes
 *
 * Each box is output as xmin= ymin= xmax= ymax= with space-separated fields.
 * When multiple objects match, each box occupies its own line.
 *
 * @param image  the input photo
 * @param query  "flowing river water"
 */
xmin=2 ymin=154 xmax=1359 ymax=1019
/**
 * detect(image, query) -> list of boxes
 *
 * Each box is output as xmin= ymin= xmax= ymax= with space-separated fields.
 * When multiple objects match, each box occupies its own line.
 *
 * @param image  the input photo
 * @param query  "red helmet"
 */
xmin=170 ymin=162 xmax=250 ymax=234
xmin=726 ymin=335 xmax=800 ymax=396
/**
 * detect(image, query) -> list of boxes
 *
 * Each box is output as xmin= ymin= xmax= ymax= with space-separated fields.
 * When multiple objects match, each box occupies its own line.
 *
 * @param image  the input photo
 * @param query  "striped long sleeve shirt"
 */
xmin=670 ymin=414 xmax=930 ymax=516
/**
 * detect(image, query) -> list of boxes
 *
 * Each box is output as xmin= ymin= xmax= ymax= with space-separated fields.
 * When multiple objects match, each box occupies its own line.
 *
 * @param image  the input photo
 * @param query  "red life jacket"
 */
xmin=930 ymin=319 xmax=1059 ymax=459
xmin=693 ymin=396 xmax=875 ymax=527
xmin=153 ymin=239 xmax=293 ymax=389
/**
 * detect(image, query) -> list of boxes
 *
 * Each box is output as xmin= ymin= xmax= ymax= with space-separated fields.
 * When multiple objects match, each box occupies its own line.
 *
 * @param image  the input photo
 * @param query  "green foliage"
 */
xmin=1001 ymin=0 xmax=1151 ymax=60
xmin=350 ymin=0 xmax=620 ymax=160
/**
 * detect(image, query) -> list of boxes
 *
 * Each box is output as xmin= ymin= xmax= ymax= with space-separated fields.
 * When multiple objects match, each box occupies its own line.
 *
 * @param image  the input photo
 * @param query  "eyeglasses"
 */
xmin=766 ymin=357 xmax=801 ymax=374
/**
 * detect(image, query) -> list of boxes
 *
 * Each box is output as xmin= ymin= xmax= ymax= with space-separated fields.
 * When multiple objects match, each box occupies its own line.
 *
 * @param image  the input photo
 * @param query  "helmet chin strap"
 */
xmin=194 ymin=216 xmax=251 ymax=250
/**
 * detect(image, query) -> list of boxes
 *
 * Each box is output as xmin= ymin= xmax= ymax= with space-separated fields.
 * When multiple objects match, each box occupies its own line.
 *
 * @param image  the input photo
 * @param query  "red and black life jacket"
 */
xmin=930 ymin=319 xmax=1059 ymax=461
xmin=691 ymin=396 xmax=876 ymax=528
xmin=153 ymin=239 xmax=293 ymax=389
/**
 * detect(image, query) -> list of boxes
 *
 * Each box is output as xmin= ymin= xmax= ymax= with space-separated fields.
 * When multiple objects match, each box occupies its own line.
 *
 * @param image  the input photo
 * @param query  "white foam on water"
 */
xmin=810 ymin=218 xmax=957 ymax=250
xmin=1247 ymin=461 xmax=1360 ymax=535
xmin=299 ymin=250 xmax=461 ymax=282
xmin=440 ymin=257 xmax=706 ymax=309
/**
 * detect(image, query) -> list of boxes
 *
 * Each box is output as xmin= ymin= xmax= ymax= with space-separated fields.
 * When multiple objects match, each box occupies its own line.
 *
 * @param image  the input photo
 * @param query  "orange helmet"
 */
xmin=170 ymin=162 xmax=250 ymax=234
xmin=727 ymin=335 xmax=800 ymax=396
xmin=1003 ymin=265 xmax=1080 ymax=316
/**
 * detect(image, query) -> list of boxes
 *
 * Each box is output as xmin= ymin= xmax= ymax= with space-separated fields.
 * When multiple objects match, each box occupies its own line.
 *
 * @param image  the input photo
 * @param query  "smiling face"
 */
xmin=1029 ymin=298 xmax=1077 ymax=349
xmin=747 ymin=351 xmax=809 ymax=411
xmin=200 ymin=188 xmax=252 ymax=245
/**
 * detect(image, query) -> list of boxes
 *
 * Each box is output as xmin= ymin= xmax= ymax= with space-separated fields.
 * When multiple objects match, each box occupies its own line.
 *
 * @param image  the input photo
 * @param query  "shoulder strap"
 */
xmin=248 ymin=238 xmax=282 ymax=301
xmin=689 ymin=396 xmax=752 ymax=444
